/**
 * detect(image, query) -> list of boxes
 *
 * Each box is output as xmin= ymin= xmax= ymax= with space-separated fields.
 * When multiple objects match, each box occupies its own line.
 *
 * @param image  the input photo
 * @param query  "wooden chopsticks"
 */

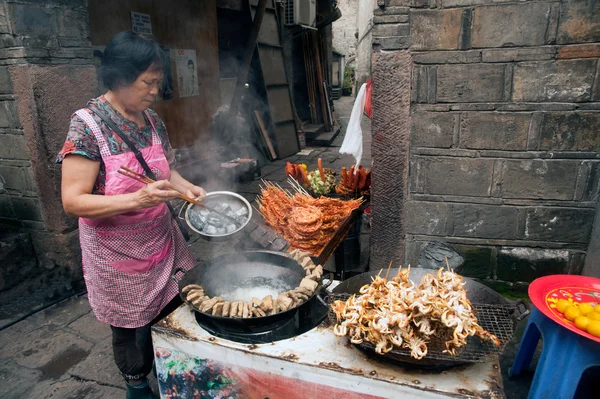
xmin=117 ymin=166 xmax=243 ymax=227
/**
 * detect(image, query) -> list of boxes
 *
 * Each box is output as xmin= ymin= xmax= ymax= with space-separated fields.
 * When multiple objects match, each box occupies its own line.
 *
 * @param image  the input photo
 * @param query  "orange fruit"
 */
xmin=575 ymin=315 xmax=591 ymax=331
xmin=556 ymin=299 xmax=570 ymax=313
xmin=594 ymin=304 xmax=600 ymax=313
xmin=564 ymin=305 xmax=580 ymax=321
xmin=578 ymin=303 xmax=594 ymax=316
xmin=587 ymin=320 xmax=600 ymax=338
xmin=588 ymin=312 xmax=600 ymax=321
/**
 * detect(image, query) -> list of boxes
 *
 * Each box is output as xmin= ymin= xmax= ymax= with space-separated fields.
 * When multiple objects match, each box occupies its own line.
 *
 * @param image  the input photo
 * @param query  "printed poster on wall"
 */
xmin=131 ymin=12 xmax=152 ymax=35
xmin=171 ymin=49 xmax=199 ymax=98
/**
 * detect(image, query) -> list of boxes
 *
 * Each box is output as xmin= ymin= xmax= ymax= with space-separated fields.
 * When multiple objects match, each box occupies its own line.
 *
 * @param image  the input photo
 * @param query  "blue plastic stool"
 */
xmin=509 ymin=307 xmax=600 ymax=399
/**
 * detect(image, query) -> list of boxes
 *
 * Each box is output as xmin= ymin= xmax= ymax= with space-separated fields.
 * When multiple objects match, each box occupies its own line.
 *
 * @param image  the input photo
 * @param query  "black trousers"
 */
xmin=110 ymin=296 xmax=182 ymax=381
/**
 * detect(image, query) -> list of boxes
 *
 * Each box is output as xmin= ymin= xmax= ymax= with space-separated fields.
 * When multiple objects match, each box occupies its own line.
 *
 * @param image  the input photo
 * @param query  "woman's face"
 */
xmin=115 ymin=65 xmax=163 ymax=112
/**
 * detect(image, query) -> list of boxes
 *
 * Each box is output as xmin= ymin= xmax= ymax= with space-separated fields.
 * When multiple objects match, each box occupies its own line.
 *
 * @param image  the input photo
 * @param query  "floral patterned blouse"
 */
xmin=56 ymin=96 xmax=176 ymax=195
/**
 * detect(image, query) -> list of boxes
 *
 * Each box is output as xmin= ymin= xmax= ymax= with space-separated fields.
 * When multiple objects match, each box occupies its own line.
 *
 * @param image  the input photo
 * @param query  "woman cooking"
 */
xmin=57 ymin=32 xmax=204 ymax=399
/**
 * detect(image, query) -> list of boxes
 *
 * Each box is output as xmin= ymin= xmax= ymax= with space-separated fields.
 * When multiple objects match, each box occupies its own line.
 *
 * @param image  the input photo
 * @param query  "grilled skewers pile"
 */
xmin=331 ymin=266 xmax=500 ymax=360
xmin=336 ymin=166 xmax=371 ymax=196
xmin=257 ymin=182 xmax=362 ymax=255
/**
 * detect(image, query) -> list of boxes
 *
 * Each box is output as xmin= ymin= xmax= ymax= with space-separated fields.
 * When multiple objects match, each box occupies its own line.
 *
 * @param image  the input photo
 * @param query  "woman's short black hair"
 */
xmin=100 ymin=31 xmax=167 ymax=90
xmin=187 ymin=59 xmax=194 ymax=67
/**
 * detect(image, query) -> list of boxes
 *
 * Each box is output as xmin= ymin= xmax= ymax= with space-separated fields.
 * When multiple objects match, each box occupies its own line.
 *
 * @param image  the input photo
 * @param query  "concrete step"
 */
xmin=302 ymin=123 xmax=325 ymax=140
xmin=306 ymin=124 xmax=341 ymax=147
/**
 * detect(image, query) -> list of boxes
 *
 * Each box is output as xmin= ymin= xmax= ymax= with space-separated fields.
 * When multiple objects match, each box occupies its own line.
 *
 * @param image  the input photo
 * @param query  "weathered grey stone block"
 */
xmin=0 ymin=134 xmax=29 ymax=159
xmin=482 ymin=47 xmax=557 ymax=63
xmin=437 ymin=63 xmax=505 ymax=102
xmin=405 ymin=200 xmax=449 ymax=236
xmin=497 ymin=247 xmax=569 ymax=282
xmin=539 ymin=112 xmax=600 ymax=152
xmin=9 ymin=4 xmax=58 ymax=36
xmin=410 ymin=9 xmax=462 ymax=50
xmin=387 ymin=0 xmax=430 ymax=7
xmin=0 ymin=165 xmax=36 ymax=194
xmin=0 ymin=67 xmax=12 ymax=94
xmin=460 ymin=112 xmax=531 ymax=151
xmin=418 ymin=156 xmax=494 ymax=196
xmin=502 ymin=160 xmax=579 ymax=200
xmin=0 ymin=100 xmax=20 ymax=128
xmin=0 ymin=3 xmax=10 ymax=34
xmin=56 ymin=8 xmax=89 ymax=39
xmin=31 ymin=228 xmax=82 ymax=274
xmin=558 ymin=44 xmax=600 ymax=59
xmin=0 ymin=47 xmax=50 ymax=60
xmin=373 ymin=23 xmax=409 ymax=37
xmin=472 ymin=3 xmax=552 ymax=48
xmin=557 ymin=0 xmax=600 ymax=44
xmin=411 ymin=111 xmax=454 ymax=148
xmin=0 ymin=229 xmax=37 ymax=291
xmin=419 ymin=241 xmax=465 ymax=270
xmin=413 ymin=50 xmax=481 ymax=64
xmin=374 ymin=7 xmax=409 ymax=16
xmin=452 ymin=203 xmax=519 ymax=239
xmin=372 ymin=36 xmax=409 ymax=50
xmin=525 ymin=207 xmax=595 ymax=243
xmin=582 ymin=162 xmax=600 ymax=202
xmin=0 ymin=194 xmax=15 ymax=218
xmin=443 ymin=0 xmax=520 ymax=6
xmin=513 ymin=60 xmax=596 ymax=102
xmin=373 ymin=14 xmax=409 ymax=24
xmin=59 ymin=37 xmax=90 ymax=48
xmin=50 ymin=47 xmax=93 ymax=59
xmin=11 ymin=196 xmax=43 ymax=221
xmin=453 ymin=244 xmax=492 ymax=280
xmin=0 ymin=33 xmax=19 ymax=48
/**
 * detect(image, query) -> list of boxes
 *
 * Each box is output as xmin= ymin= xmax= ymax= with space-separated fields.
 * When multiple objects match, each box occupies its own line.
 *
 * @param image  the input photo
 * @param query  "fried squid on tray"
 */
xmin=331 ymin=265 xmax=500 ymax=360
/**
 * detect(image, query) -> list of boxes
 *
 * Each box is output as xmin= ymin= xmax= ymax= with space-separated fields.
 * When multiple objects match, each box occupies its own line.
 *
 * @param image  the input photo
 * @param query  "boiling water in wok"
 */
xmin=199 ymin=255 xmax=305 ymax=304
xmin=223 ymin=276 xmax=293 ymax=302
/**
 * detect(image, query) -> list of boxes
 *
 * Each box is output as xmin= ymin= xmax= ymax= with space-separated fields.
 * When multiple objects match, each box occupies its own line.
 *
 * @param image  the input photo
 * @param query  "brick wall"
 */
xmin=370 ymin=0 xmax=600 ymax=290
xmin=332 ymin=0 xmax=358 ymax=63
xmin=0 ymin=0 xmax=94 ymax=291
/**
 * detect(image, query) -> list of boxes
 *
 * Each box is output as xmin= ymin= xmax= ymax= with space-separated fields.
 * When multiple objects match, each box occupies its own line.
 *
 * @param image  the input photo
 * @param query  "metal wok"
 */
xmin=331 ymin=267 xmax=525 ymax=368
xmin=172 ymin=251 xmax=325 ymax=332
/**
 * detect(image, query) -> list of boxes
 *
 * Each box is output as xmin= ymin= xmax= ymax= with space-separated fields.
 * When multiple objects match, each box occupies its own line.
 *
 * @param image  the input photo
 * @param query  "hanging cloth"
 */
xmin=339 ymin=82 xmax=367 ymax=170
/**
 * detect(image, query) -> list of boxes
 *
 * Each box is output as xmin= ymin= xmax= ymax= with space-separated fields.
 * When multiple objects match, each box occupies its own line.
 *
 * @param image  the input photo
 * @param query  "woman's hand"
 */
xmin=185 ymin=185 xmax=207 ymax=202
xmin=136 ymin=180 xmax=181 ymax=209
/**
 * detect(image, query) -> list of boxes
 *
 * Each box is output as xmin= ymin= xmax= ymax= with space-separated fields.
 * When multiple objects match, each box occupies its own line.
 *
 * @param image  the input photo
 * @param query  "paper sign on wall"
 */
xmin=131 ymin=12 xmax=152 ymax=35
xmin=171 ymin=49 xmax=199 ymax=98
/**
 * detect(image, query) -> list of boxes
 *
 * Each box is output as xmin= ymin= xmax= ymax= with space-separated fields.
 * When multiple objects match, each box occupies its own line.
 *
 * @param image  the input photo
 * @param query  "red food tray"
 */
xmin=529 ymin=274 xmax=600 ymax=343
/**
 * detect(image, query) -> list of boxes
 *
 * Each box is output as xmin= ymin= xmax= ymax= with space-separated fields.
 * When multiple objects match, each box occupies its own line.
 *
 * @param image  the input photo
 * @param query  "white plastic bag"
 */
xmin=339 ymin=83 xmax=367 ymax=170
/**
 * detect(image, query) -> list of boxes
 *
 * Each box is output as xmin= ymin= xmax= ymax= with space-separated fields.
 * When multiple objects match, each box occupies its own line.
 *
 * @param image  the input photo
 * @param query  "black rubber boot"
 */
xmin=125 ymin=379 xmax=157 ymax=399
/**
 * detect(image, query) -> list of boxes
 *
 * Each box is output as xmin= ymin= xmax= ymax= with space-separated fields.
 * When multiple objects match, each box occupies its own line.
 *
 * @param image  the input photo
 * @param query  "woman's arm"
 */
xmin=169 ymin=170 xmax=206 ymax=200
xmin=61 ymin=155 xmax=181 ymax=219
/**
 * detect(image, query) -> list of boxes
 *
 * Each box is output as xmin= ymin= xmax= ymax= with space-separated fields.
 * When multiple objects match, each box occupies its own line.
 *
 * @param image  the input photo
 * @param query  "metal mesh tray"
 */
xmin=327 ymin=293 xmax=515 ymax=364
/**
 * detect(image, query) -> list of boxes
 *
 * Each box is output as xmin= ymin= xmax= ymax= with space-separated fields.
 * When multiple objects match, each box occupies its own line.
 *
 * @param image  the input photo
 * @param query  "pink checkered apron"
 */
xmin=75 ymin=109 xmax=194 ymax=328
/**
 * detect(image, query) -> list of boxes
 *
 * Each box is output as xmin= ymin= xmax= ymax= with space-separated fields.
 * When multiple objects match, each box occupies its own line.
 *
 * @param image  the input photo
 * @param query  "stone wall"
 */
xmin=332 ymin=0 xmax=357 ymax=63
xmin=0 ymin=0 xmax=94 ymax=293
xmin=370 ymin=0 xmax=600 ymax=290
xmin=354 ymin=0 xmax=377 ymax=88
